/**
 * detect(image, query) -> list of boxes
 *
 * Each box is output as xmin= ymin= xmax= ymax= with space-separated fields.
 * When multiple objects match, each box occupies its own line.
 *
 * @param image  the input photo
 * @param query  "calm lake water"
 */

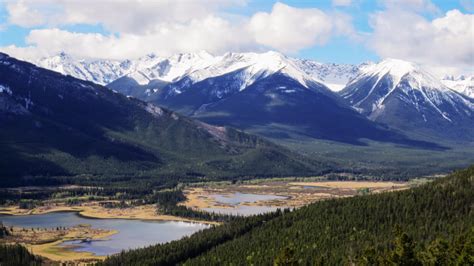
xmin=203 ymin=192 xmax=288 ymax=216
xmin=0 ymin=212 xmax=209 ymax=256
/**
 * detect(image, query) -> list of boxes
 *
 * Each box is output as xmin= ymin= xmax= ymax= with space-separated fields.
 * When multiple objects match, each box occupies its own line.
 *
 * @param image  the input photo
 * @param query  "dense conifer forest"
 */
xmin=100 ymin=165 xmax=473 ymax=265
xmin=0 ymin=244 xmax=42 ymax=265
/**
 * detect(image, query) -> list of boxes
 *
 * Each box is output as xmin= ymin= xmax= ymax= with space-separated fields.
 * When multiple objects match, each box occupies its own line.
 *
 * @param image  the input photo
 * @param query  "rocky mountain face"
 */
xmin=340 ymin=59 xmax=474 ymax=141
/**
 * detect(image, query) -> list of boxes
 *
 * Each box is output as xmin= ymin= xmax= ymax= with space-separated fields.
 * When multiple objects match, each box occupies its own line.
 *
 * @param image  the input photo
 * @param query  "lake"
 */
xmin=0 ymin=212 xmax=209 ymax=256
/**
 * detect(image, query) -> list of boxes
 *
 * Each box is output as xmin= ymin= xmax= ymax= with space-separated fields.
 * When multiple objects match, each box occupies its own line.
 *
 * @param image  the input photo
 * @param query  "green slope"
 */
xmin=101 ymin=165 xmax=474 ymax=265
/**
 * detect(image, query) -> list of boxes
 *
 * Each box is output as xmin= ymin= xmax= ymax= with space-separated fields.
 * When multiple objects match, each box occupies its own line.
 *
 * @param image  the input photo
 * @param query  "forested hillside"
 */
xmin=0 ymin=53 xmax=328 ymax=184
xmin=0 ymin=244 xmax=42 ymax=265
xmin=101 ymin=165 xmax=474 ymax=265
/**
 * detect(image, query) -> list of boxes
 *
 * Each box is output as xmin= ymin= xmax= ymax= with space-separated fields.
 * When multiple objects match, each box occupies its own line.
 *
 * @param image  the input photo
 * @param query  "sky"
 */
xmin=0 ymin=0 xmax=473 ymax=76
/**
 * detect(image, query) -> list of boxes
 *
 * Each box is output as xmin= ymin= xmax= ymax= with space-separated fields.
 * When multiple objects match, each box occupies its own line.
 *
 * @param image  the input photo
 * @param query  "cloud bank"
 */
xmin=369 ymin=5 xmax=474 ymax=76
xmin=1 ymin=1 xmax=350 ymax=60
xmin=1 ymin=0 xmax=472 ymax=76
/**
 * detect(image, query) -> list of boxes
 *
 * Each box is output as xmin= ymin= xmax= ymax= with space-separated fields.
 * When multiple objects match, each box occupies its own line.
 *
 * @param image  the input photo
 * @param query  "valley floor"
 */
xmin=182 ymin=178 xmax=411 ymax=212
xmin=0 ymin=178 xmax=423 ymax=263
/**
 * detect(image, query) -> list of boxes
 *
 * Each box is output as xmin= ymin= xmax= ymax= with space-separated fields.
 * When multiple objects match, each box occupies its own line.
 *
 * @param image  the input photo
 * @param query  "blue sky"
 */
xmin=0 ymin=0 xmax=472 ymax=71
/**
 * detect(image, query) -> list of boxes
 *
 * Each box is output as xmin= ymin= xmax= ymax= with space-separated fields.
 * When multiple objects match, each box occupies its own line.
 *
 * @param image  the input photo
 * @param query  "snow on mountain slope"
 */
xmin=442 ymin=75 xmax=474 ymax=98
xmin=124 ymin=51 xmax=324 ymax=94
xmin=34 ymin=51 xmax=335 ymax=91
xmin=34 ymin=52 xmax=471 ymax=103
xmin=342 ymin=58 xmax=473 ymax=117
xmin=125 ymin=51 xmax=218 ymax=85
xmin=340 ymin=58 xmax=474 ymax=140
xmin=293 ymin=60 xmax=366 ymax=92
xmin=35 ymin=52 xmax=131 ymax=85
xmin=166 ymin=51 xmax=326 ymax=97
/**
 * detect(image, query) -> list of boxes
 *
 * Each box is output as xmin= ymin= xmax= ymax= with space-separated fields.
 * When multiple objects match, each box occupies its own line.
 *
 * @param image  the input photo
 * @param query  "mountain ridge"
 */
xmin=0 ymin=52 xmax=329 ymax=180
xmin=33 ymin=51 xmax=473 ymax=98
xmin=29 ymin=52 xmax=474 ymax=144
xmin=340 ymin=58 xmax=474 ymax=141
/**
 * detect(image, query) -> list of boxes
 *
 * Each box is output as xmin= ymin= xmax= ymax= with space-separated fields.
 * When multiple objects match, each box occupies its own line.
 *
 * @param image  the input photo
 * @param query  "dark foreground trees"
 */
xmin=101 ymin=166 xmax=473 ymax=265
xmin=0 ymin=244 xmax=42 ymax=265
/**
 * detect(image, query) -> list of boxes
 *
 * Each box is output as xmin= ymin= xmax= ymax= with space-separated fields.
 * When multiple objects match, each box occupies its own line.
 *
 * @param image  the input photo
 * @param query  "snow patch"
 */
xmin=324 ymin=82 xmax=346 ymax=92
xmin=144 ymin=103 xmax=163 ymax=117
xmin=0 ymin=85 xmax=12 ymax=95
xmin=442 ymin=75 xmax=474 ymax=98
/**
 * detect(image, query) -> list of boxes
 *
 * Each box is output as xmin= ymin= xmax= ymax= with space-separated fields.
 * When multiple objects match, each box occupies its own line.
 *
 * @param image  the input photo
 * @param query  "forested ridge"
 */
xmin=101 ymin=165 xmax=473 ymax=265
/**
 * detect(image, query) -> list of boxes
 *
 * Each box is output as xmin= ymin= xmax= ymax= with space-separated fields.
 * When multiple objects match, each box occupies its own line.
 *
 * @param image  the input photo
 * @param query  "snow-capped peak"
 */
xmin=342 ymin=58 xmax=474 ymax=123
xmin=360 ymin=58 xmax=416 ymax=84
xmin=354 ymin=58 xmax=449 ymax=92
xmin=120 ymin=50 xmax=324 ymax=90
xmin=31 ymin=51 xmax=359 ymax=91
xmin=35 ymin=52 xmax=130 ymax=85
xmin=179 ymin=50 xmax=323 ymax=91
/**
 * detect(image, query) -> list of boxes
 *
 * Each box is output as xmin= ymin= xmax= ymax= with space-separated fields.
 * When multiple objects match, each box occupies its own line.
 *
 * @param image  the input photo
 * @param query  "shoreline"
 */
xmin=0 ymin=204 xmax=219 ymax=225
xmin=26 ymin=227 xmax=118 ymax=262
xmin=0 ymin=179 xmax=413 ymax=262
xmin=0 ymin=205 xmax=215 ymax=262
xmin=0 ymin=224 xmax=118 ymax=262
xmin=28 ymin=239 xmax=108 ymax=262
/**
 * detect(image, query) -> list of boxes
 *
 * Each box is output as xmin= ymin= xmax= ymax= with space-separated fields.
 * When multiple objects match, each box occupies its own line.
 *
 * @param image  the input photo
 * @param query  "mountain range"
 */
xmin=0 ymin=53 xmax=327 ymax=181
xmin=26 ymin=52 xmax=474 ymax=144
xmin=34 ymin=51 xmax=473 ymax=98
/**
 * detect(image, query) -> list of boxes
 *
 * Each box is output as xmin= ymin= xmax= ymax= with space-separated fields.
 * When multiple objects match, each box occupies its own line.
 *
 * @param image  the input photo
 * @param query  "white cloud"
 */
xmin=1 ymin=2 xmax=354 ymax=60
xmin=382 ymin=0 xmax=440 ymax=13
xmin=6 ymin=0 xmax=46 ymax=27
xmin=5 ymin=0 xmax=245 ymax=33
xmin=332 ymin=0 xmax=352 ymax=7
xmin=2 ymin=17 xmax=255 ymax=60
xmin=247 ymin=3 xmax=353 ymax=53
xmin=368 ymin=8 xmax=474 ymax=76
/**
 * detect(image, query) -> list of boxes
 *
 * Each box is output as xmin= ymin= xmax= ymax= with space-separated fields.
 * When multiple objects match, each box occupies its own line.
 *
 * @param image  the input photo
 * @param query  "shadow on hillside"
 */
xmin=0 ymin=144 xmax=69 ymax=186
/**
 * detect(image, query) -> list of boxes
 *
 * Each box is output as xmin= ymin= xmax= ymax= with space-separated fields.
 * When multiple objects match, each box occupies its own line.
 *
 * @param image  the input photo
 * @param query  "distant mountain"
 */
xmin=35 ymin=51 xmax=363 ymax=92
xmin=109 ymin=51 xmax=326 ymax=99
xmin=340 ymin=59 xmax=474 ymax=141
xmin=31 ymin=52 xmax=472 ymax=143
xmin=0 ymin=53 xmax=328 ymax=180
xmin=108 ymin=53 xmax=443 ymax=147
xmin=442 ymin=75 xmax=474 ymax=98
xmin=34 ymin=52 xmax=130 ymax=85
xmin=146 ymin=71 xmax=439 ymax=149
xmin=35 ymin=51 xmax=473 ymax=98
